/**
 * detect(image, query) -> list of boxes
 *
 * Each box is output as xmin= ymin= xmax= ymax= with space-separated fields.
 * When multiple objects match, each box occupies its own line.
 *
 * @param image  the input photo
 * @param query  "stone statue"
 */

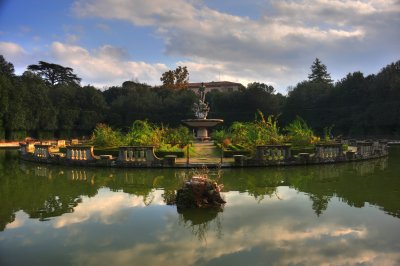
xmin=193 ymin=83 xmax=210 ymax=119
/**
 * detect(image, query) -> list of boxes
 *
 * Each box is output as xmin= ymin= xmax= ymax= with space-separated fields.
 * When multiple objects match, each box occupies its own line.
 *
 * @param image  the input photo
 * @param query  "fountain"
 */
xmin=182 ymin=83 xmax=223 ymax=140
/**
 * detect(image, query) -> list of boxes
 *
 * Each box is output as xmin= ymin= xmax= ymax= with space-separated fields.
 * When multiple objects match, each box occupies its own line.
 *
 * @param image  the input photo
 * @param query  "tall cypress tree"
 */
xmin=308 ymin=58 xmax=333 ymax=84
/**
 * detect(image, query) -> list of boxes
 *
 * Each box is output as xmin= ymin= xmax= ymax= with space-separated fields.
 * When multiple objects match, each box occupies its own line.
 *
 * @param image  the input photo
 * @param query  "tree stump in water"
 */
xmin=176 ymin=176 xmax=225 ymax=209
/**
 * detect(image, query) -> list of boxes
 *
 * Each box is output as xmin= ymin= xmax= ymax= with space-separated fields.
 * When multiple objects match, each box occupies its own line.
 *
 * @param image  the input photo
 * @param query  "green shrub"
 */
xmin=211 ymin=128 xmax=228 ymax=143
xmin=126 ymin=120 xmax=164 ymax=147
xmin=229 ymin=111 xmax=285 ymax=152
xmin=90 ymin=123 xmax=123 ymax=148
xmin=284 ymin=116 xmax=319 ymax=146
xmin=164 ymin=126 xmax=193 ymax=146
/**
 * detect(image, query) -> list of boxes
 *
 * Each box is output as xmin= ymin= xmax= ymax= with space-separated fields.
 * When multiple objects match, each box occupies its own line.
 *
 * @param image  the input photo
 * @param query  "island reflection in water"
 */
xmin=0 ymin=149 xmax=400 ymax=265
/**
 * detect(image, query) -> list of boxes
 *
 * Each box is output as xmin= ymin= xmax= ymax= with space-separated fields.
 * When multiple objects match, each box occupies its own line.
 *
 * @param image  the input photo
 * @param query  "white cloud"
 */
xmin=73 ymin=0 xmax=196 ymax=26
xmin=53 ymin=188 xmax=165 ymax=228
xmin=0 ymin=41 xmax=27 ymax=62
xmin=5 ymin=210 xmax=28 ymax=229
xmin=50 ymin=42 xmax=168 ymax=87
xmin=72 ymin=0 xmax=400 ymax=91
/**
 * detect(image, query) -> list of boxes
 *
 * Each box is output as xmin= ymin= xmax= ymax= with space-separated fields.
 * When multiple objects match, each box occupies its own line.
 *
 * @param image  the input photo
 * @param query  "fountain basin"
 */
xmin=182 ymin=119 xmax=223 ymax=140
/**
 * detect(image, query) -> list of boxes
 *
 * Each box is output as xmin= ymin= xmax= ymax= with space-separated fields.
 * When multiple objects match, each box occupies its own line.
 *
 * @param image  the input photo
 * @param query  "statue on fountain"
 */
xmin=192 ymin=83 xmax=210 ymax=119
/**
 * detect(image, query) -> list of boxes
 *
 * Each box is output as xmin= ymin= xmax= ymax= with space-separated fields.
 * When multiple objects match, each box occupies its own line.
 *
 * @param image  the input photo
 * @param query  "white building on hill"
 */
xmin=187 ymin=81 xmax=244 ymax=93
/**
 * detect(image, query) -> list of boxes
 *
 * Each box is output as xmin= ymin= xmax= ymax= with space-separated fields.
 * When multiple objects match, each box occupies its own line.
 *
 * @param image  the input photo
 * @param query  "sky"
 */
xmin=0 ymin=0 xmax=399 ymax=93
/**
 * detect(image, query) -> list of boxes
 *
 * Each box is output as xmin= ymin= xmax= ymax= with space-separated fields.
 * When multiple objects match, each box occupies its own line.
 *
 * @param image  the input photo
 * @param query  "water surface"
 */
xmin=1 ymin=148 xmax=400 ymax=265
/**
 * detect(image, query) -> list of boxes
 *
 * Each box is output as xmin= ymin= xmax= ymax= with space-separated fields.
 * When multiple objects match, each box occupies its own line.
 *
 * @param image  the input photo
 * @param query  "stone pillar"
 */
xmin=197 ymin=127 xmax=208 ymax=140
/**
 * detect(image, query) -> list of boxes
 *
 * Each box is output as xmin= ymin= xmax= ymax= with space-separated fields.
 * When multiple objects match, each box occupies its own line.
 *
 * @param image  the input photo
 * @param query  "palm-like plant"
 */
xmin=284 ymin=116 xmax=319 ymax=146
xmin=229 ymin=111 xmax=285 ymax=151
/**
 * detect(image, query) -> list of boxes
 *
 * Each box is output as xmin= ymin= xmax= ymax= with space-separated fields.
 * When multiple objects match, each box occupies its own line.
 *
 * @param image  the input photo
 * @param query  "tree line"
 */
xmin=0 ymin=55 xmax=399 ymax=140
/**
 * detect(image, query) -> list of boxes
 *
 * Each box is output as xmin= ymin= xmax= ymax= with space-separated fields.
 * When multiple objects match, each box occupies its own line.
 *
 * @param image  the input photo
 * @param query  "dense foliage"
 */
xmin=0 ymin=55 xmax=399 ymax=140
xmin=90 ymin=120 xmax=193 ymax=149
xmin=212 ymin=112 xmax=321 ymax=153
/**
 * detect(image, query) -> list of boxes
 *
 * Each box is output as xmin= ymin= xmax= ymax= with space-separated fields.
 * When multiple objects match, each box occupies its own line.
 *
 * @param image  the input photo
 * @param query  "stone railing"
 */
xmin=372 ymin=141 xmax=388 ymax=156
xmin=315 ymin=143 xmax=344 ymax=161
xmin=356 ymin=141 xmax=373 ymax=157
xmin=255 ymin=144 xmax=292 ymax=164
xmin=117 ymin=146 xmax=162 ymax=166
xmin=33 ymin=144 xmax=52 ymax=159
xmin=19 ymin=140 xmax=389 ymax=168
xmin=66 ymin=146 xmax=97 ymax=161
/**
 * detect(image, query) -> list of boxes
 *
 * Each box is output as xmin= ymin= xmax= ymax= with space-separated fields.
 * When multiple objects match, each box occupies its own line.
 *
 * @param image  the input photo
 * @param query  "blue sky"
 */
xmin=0 ymin=0 xmax=399 ymax=93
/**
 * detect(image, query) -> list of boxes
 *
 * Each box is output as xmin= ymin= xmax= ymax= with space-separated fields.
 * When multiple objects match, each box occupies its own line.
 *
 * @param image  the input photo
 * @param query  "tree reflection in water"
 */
xmin=178 ymin=207 xmax=223 ymax=242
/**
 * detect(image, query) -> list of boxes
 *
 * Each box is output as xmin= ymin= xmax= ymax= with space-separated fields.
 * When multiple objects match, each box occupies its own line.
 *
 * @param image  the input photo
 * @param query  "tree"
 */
xmin=0 ymin=56 xmax=14 ymax=134
xmin=0 ymin=55 xmax=15 ymax=77
xmin=160 ymin=66 xmax=189 ymax=89
xmin=27 ymin=61 xmax=81 ymax=86
xmin=308 ymin=58 xmax=333 ymax=84
xmin=247 ymin=82 xmax=275 ymax=94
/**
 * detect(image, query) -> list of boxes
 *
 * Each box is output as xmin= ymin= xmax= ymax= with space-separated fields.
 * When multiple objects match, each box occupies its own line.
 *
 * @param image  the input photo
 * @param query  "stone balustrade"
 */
xmin=356 ymin=141 xmax=373 ymax=157
xmin=255 ymin=144 xmax=292 ymax=164
xmin=117 ymin=146 xmax=161 ymax=166
xmin=66 ymin=146 xmax=97 ymax=161
xmin=315 ymin=143 xmax=343 ymax=161
xmin=33 ymin=144 xmax=52 ymax=159
xmin=18 ymin=140 xmax=389 ymax=168
xmin=372 ymin=141 xmax=388 ymax=156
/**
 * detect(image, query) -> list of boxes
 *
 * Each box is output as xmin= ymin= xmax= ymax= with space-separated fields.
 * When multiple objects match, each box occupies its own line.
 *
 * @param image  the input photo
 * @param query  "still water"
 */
xmin=1 ymin=147 xmax=400 ymax=266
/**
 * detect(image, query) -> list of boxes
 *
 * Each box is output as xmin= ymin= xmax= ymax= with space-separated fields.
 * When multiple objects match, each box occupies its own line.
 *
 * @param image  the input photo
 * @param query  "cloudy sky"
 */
xmin=0 ymin=0 xmax=399 ymax=93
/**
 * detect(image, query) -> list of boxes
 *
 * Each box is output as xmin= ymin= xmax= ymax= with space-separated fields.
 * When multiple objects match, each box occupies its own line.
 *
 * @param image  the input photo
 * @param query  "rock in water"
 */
xmin=176 ymin=176 xmax=226 ymax=209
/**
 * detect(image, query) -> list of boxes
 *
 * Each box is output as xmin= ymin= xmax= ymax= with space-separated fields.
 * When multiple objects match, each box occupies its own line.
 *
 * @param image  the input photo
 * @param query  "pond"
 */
xmin=1 ymin=147 xmax=400 ymax=266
